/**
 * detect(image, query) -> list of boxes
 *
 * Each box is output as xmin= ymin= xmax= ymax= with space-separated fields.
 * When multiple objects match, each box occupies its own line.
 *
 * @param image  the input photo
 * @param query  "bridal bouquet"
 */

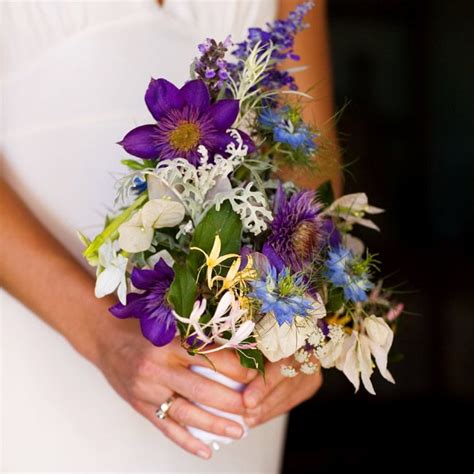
xmin=80 ymin=1 xmax=403 ymax=396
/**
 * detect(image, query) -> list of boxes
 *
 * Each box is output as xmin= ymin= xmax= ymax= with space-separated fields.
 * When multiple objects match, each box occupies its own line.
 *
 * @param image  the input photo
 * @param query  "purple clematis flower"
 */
xmin=109 ymin=259 xmax=176 ymax=347
xmin=120 ymin=78 xmax=254 ymax=165
xmin=265 ymin=185 xmax=323 ymax=272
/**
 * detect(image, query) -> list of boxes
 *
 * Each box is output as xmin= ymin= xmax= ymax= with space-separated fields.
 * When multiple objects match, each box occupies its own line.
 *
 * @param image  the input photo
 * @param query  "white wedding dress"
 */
xmin=0 ymin=1 xmax=287 ymax=472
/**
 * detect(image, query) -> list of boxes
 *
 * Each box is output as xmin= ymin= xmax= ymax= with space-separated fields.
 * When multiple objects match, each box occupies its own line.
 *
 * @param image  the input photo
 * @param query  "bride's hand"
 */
xmin=96 ymin=317 xmax=254 ymax=459
xmin=242 ymin=358 xmax=323 ymax=427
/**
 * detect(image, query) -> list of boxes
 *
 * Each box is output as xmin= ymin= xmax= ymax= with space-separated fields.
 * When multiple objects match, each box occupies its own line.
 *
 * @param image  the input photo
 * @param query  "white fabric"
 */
xmin=188 ymin=365 xmax=249 ymax=446
xmin=0 ymin=1 xmax=287 ymax=472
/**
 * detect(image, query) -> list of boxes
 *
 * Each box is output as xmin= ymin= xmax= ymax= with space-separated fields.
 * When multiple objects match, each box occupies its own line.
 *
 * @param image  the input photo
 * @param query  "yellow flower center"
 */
xmin=169 ymin=122 xmax=201 ymax=151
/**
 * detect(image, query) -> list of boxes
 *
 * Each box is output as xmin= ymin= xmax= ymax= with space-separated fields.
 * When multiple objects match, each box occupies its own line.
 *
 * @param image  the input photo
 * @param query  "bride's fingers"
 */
xmin=133 ymin=399 xmax=213 ymax=460
xmin=135 ymin=382 xmax=244 ymax=439
xmin=168 ymin=397 xmax=244 ymax=439
xmin=159 ymin=365 xmax=246 ymax=414
xmin=180 ymin=350 xmax=257 ymax=385
xmin=243 ymin=359 xmax=291 ymax=409
xmin=244 ymin=373 xmax=323 ymax=427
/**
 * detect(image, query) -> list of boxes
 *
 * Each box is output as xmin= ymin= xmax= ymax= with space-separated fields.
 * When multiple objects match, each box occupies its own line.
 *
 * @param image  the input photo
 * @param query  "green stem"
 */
xmin=83 ymin=193 xmax=147 ymax=260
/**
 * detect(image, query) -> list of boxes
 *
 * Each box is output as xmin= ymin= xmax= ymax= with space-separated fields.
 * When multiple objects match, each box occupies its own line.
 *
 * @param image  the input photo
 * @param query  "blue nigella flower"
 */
xmin=325 ymin=247 xmax=374 ymax=303
xmin=273 ymin=125 xmax=317 ymax=153
xmin=259 ymin=106 xmax=318 ymax=154
xmin=249 ymin=266 xmax=315 ymax=326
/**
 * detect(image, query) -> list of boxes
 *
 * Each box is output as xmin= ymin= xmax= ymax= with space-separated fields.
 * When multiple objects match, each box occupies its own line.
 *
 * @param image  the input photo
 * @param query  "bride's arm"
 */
xmin=0 ymin=179 xmax=253 ymax=459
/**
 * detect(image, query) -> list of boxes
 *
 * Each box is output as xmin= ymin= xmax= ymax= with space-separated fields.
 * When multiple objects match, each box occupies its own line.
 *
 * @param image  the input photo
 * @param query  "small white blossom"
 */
xmin=281 ymin=365 xmax=298 ymax=378
xmin=94 ymin=240 xmax=128 ymax=304
xmin=308 ymin=327 xmax=324 ymax=347
xmin=300 ymin=361 xmax=319 ymax=375
xmin=295 ymin=348 xmax=310 ymax=364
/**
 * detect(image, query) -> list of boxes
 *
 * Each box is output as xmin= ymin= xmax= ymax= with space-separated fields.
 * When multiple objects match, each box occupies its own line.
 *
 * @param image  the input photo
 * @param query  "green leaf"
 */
xmin=188 ymin=201 xmax=242 ymax=274
xmin=167 ymin=264 xmax=197 ymax=318
xmin=326 ymin=286 xmax=345 ymax=313
xmin=317 ymin=180 xmax=335 ymax=207
xmin=83 ymin=193 xmax=147 ymax=261
xmin=120 ymin=159 xmax=155 ymax=170
xmin=238 ymin=348 xmax=265 ymax=374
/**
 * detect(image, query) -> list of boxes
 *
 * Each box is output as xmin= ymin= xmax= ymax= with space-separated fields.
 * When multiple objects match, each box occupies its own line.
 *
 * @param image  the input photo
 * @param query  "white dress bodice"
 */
xmin=1 ymin=1 xmax=287 ymax=472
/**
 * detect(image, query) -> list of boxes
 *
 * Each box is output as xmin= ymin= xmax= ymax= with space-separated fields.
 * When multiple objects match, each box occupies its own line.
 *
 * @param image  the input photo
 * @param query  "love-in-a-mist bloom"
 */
xmin=109 ymin=259 xmax=176 ymax=346
xmin=264 ymin=186 xmax=322 ymax=272
xmin=325 ymin=247 xmax=374 ymax=302
xmin=249 ymin=265 xmax=315 ymax=326
xmin=120 ymin=78 xmax=254 ymax=165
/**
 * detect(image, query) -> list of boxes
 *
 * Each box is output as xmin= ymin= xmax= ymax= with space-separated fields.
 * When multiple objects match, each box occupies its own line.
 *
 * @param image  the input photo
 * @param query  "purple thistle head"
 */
xmin=265 ymin=185 xmax=323 ymax=272
xmin=119 ymin=78 xmax=254 ymax=165
xmin=109 ymin=259 xmax=176 ymax=347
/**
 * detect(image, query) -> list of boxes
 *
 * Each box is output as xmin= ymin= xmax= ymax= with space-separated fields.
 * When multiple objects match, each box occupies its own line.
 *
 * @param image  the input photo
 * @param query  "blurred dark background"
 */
xmin=283 ymin=1 xmax=474 ymax=471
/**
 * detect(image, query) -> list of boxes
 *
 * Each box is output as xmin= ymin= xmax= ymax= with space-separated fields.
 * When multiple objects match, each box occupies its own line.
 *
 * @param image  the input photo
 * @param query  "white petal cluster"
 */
xmin=320 ymin=316 xmax=395 ymax=394
xmin=323 ymin=193 xmax=384 ymax=231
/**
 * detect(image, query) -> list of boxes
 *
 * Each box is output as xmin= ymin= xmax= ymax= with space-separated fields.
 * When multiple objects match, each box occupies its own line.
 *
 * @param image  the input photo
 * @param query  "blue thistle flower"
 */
xmin=249 ymin=266 xmax=315 ymax=326
xmin=325 ymin=247 xmax=374 ymax=302
xmin=259 ymin=106 xmax=318 ymax=154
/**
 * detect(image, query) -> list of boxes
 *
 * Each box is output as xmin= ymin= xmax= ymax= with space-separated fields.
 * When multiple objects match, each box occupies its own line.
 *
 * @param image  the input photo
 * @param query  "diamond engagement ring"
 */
xmin=155 ymin=396 xmax=176 ymax=420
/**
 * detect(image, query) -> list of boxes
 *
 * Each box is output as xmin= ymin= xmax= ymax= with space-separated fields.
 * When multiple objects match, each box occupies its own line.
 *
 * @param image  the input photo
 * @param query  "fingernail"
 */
xmin=197 ymin=449 xmax=211 ymax=460
xmin=246 ymin=391 xmax=261 ymax=408
xmin=225 ymin=425 xmax=243 ymax=439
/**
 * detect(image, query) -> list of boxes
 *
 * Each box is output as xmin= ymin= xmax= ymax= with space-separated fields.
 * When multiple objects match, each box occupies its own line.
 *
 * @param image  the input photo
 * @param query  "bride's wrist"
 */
xmin=87 ymin=299 xmax=139 ymax=371
xmin=67 ymin=294 xmax=126 ymax=368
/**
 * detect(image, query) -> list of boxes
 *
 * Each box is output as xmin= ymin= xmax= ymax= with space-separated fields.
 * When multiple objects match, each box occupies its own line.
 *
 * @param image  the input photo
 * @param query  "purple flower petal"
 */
xmin=208 ymin=99 xmax=239 ymax=129
xmin=139 ymin=311 xmax=177 ymax=347
xmin=145 ymin=78 xmax=182 ymax=121
xmin=179 ymin=79 xmax=210 ymax=111
xmin=262 ymin=243 xmax=285 ymax=273
xmin=153 ymin=259 xmax=175 ymax=280
xmin=120 ymin=125 xmax=160 ymax=159
xmin=109 ymin=293 xmax=142 ymax=319
xmin=130 ymin=267 xmax=157 ymax=290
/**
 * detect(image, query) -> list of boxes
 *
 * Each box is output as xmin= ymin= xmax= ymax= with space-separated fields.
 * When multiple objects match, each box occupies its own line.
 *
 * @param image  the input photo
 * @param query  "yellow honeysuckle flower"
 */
xmin=214 ymin=254 xmax=258 ymax=296
xmin=191 ymin=235 xmax=239 ymax=289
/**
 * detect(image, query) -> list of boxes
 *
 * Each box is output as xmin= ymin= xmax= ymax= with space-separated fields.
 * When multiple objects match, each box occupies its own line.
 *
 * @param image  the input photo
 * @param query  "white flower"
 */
xmin=295 ymin=348 xmax=310 ymax=363
xmin=332 ymin=316 xmax=395 ymax=395
xmin=256 ymin=315 xmax=314 ymax=362
xmin=94 ymin=240 xmax=128 ymax=304
xmin=317 ymin=325 xmax=346 ymax=368
xmin=343 ymin=234 xmax=365 ymax=257
xmin=323 ymin=193 xmax=384 ymax=231
xmin=300 ymin=361 xmax=319 ymax=375
xmin=173 ymin=292 xmax=254 ymax=354
xmin=280 ymin=365 xmax=298 ymax=377
xmin=146 ymin=249 xmax=175 ymax=269
xmin=118 ymin=198 xmax=185 ymax=253
xmin=256 ymin=292 xmax=326 ymax=362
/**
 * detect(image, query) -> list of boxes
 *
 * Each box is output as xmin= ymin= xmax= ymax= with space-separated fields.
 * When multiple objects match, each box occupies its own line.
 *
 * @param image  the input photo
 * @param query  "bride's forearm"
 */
xmin=0 ymin=178 xmax=120 ymax=366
